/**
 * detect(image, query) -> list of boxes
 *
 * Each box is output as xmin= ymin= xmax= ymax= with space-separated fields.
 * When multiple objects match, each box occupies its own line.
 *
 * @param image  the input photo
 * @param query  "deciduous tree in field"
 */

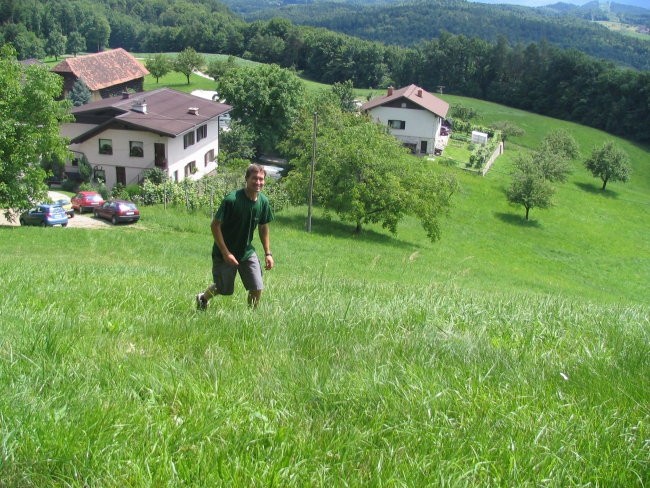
xmin=0 ymin=45 xmax=72 ymax=219
xmin=217 ymin=64 xmax=305 ymax=154
xmin=489 ymin=120 xmax=524 ymax=149
xmin=506 ymin=129 xmax=578 ymax=220
xmin=67 ymin=31 xmax=86 ymax=57
xmin=281 ymin=94 xmax=458 ymax=241
xmin=174 ymin=48 xmax=205 ymax=85
xmin=584 ymin=141 xmax=631 ymax=191
xmin=205 ymin=55 xmax=237 ymax=82
xmin=45 ymin=28 xmax=66 ymax=61
xmin=507 ymin=155 xmax=555 ymax=220
xmin=535 ymin=129 xmax=579 ymax=183
xmin=146 ymin=53 xmax=172 ymax=83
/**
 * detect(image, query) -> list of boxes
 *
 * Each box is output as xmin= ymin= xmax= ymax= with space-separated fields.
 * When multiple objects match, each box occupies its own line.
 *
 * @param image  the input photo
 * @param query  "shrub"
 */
xmin=143 ymin=168 xmax=168 ymax=185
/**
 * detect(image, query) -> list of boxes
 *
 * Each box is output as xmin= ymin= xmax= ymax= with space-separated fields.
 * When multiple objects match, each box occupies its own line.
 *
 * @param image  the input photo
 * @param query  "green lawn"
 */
xmin=1 ymin=63 xmax=648 ymax=486
xmin=1 ymin=201 xmax=647 ymax=485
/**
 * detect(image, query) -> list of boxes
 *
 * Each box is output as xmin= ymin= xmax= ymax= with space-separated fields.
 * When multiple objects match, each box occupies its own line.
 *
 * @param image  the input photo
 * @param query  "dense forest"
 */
xmin=234 ymin=0 xmax=650 ymax=71
xmin=1 ymin=0 xmax=649 ymax=143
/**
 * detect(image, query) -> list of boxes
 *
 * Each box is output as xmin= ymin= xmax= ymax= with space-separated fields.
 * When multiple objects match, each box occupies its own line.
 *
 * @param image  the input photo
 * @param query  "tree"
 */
xmin=68 ymin=78 xmax=91 ymax=106
xmin=489 ymin=120 xmax=524 ymax=148
xmin=67 ymin=31 xmax=86 ymax=56
xmin=281 ymin=97 xmax=458 ymax=241
xmin=81 ymin=13 xmax=110 ymax=52
xmin=584 ymin=141 xmax=631 ymax=191
xmin=217 ymin=64 xmax=305 ymax=154
xmin=512 ymin=129 xmax=578 ymax=185
xmin=0 ymin=45 xmax=73 ymax=220
xmin=174 ymin=47 xmax=204 ymax=85
xmin=11 ymin=29 xmax=45 ymax=60
xmin=219 ymin=120 xmax=256 ymax=164
xmin=205 ymin=55 xmax=237 ymax=82
xmin=330 ymin=80 xmax=357 ymax=112
xmin=507 ymin=156 xmax=555 ymax=220
xmin=45 ymin=28 xmax=66 ymax=60
xmin=145 ymin=53 xmax=171 ymax=83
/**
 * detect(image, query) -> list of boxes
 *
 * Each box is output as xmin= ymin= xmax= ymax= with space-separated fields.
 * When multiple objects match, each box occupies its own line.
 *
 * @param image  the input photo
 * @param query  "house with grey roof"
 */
xmin=60 ymin=88 xmax=232 ymax=189
xmin=361 ymin=85 xmax=449 ymax=156
xmin=52 ymin=48 xmax=149 ymax=101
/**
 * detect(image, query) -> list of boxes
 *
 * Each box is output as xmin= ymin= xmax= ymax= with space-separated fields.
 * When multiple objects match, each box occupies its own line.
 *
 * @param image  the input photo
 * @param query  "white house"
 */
xmin=60 ymin=88 xmax=232 ymax=189
xmin=361 ymin=85 xmax=449 ymax=156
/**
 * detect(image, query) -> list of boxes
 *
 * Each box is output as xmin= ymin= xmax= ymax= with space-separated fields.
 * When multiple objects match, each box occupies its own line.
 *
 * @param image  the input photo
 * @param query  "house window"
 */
xmin=388 ymin=120 xmax=406 ymax=130
xmin=184 ymin=161 xmax=196 ymax=177
xmin=99 ymin=139 xmax=113 ymax=155
xmin=116 ymin=166 xmax=126 ymax=185
xmin=197 ymin=124 xmax=207 ymax=142
xmin=204 ymin=149 xmax=214 ymax=167
xmin=94 ymin=167 xmax=106 ymax=182
xmin=183 ymin=132 xmax=195 ymax=149
xmin=129 ymin=141 xmax=144 ymax=157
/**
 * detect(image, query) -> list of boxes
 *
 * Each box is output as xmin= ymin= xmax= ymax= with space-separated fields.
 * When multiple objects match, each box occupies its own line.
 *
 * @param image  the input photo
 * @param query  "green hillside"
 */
xmin=0 ymin=77 xmax=648 ymax=485
xmin=232 ymin=0 xmax=650 ymax=70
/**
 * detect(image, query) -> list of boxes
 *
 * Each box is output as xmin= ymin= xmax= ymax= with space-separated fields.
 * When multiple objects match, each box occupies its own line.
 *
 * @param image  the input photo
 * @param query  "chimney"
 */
xmin=132 ymin=99 xmax=147 ymax=114
xmin=417 ymin=88 xmax=422 ymax=97
xmin=187 ymin=107 xmax=199 ymax=115
xmin=121 ymin=90 xmax=130 ymax=99
xmin=387 ymin=86 xmax=394 ymax=96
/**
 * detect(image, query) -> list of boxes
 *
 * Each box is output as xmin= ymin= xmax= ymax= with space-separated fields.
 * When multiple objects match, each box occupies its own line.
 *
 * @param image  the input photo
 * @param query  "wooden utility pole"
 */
xmin=306 ymin=111 xmax=318 ymax=232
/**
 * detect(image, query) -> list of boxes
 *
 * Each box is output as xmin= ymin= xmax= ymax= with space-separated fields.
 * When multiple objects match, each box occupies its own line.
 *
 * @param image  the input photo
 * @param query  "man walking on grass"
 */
xmin=196 ymin=164 xmax=274 ymax=310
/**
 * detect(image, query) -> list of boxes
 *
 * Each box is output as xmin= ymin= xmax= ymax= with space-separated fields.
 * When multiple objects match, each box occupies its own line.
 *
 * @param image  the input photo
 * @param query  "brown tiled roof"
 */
xmin=361 ymin=84 xmax=449 ymax=118
xmin=52 ymin=48 xmax=149 ymax=91
xmin=68 ymin=88 xmax=232 ymax=142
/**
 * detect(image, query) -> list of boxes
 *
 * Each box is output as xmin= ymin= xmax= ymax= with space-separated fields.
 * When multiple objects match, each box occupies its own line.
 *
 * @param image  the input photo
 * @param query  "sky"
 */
xmin=468 ymin=0 xmax=649 ymax=7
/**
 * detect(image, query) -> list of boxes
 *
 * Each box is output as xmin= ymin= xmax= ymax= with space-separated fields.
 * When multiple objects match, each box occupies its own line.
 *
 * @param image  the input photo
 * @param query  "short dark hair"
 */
xmin=245 ymin=163 xmax=266 ymax=179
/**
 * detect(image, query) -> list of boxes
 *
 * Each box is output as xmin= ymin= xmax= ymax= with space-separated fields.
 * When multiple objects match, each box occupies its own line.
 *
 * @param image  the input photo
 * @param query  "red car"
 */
xmin=93 ymin=199 xmax=140 ymax=225
xmin=71 ymin=191 xmax=104 ymax=214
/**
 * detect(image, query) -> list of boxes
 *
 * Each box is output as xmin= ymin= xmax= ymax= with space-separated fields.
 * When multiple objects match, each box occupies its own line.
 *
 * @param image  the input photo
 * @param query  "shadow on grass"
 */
xmin=274 ymin=213 xmax=418 ymax=248
xmin=574 ymin=182 xmax=620 ymax=198
xmin=494 ymin=212 xmax=542 ymax=228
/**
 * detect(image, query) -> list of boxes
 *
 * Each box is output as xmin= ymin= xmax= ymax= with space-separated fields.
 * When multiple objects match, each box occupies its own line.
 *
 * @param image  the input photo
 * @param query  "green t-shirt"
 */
xmin=212 ymin=189 xmax=273 ymax=261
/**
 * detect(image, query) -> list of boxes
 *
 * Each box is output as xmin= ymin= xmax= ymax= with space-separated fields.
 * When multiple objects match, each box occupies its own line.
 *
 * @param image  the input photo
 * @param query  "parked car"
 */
xmin=71 ymin=191 xmax=104 ymax=214
xmin=48 ymin=191 xmax=74 ymax=218
xmin=19 ymin=204 xmax=68 ymax=227
xmin=93 ymin=200 xmax=140 ymax=225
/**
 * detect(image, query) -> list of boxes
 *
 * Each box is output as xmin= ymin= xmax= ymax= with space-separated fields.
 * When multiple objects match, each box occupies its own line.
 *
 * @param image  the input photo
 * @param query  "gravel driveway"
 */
xmin=0 ymin=210 xmax=113 ymax=229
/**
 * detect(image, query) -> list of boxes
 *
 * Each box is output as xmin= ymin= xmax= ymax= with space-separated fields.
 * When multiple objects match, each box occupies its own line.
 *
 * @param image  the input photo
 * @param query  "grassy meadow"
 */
xmin=0 ymin=67 xmax=648 ymax=486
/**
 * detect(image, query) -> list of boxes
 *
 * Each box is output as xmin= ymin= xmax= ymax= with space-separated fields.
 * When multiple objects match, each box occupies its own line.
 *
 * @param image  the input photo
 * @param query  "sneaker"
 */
xmin=196 ymin=293 xmax=207 ymax=311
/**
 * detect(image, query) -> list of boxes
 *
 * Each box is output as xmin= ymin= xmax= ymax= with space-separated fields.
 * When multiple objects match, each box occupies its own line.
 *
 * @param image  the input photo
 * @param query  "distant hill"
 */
xmin=223 ymin=0 xmax=650 ymax=70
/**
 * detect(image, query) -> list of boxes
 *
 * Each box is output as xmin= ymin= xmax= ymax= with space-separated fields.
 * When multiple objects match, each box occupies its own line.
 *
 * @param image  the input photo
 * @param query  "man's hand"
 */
xmin=264 ymin=254 xmax=274 ymax=270
xmin=224 ymin=253 xmax=239 ymax=266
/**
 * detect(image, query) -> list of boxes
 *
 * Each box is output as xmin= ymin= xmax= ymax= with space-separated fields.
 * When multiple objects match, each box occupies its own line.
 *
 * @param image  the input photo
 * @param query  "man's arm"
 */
xmin=211 ymin=219 xmax=238 ymax=266
xmin=258 ymin=223 xmax=274 ymax=270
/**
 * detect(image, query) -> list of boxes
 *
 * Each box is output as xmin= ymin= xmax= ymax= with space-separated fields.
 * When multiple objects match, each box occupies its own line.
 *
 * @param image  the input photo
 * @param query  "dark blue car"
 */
xmin=19 ymin=204 xmax=69 ymax=227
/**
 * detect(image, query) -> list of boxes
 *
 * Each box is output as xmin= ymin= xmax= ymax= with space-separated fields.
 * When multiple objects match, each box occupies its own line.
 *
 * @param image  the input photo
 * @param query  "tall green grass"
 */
xmin=0 ymin=202 xmax=648 ymax=485
xmin=1 ymin=63 xmax=648 ymax=485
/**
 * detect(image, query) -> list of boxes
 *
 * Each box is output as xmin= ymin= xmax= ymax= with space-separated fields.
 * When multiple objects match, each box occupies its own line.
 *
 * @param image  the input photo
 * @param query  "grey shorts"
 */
xmin=212 ymin=253 xmax=263 ymax=295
